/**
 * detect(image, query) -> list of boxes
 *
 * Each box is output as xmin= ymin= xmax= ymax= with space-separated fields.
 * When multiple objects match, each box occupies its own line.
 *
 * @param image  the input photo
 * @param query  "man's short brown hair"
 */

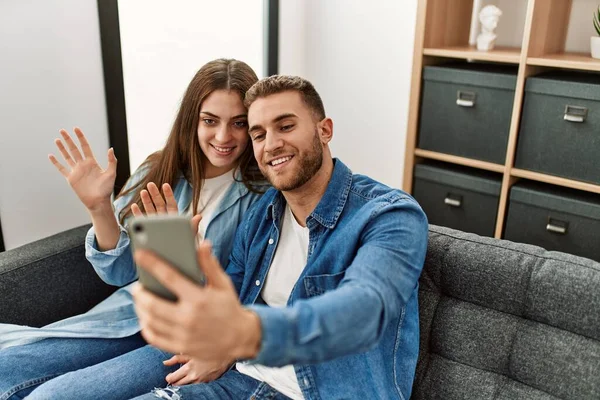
xmin=244 ymin=75 xmax=326 ymax=121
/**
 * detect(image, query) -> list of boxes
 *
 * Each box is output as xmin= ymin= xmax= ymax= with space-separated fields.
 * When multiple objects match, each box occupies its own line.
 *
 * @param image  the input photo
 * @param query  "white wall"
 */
xmin=565 ymin=0 xmax=600 ymax=52
xmin=278 ymin=0 xmax=308 ymax=78
xmin=279 ymin=0 xmax=418 ymax=189
xmin=118 ymin=0 xmax=265 ymax=173
xmin=0 ymin=0 xmax=109 ymax=250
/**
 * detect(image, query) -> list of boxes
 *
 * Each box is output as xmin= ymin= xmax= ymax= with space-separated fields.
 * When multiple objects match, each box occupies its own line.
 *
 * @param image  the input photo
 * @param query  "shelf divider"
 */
xmin=527 ymin=53 xmax=600 ymax=72
xmin=414 ymin=149 xmax=505 ymax=173
xmin=423 ymin=45 xmax=522 ymax=64
xmin=511 ymin=169 xmax=600 ymax=194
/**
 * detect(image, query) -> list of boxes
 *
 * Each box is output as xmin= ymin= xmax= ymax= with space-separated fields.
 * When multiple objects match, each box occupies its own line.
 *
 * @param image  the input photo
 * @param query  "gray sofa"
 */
xmin=0 ymin=224 xmax=115 ymax=327
xmin=1 ymin=224 xmax=599 ymax=399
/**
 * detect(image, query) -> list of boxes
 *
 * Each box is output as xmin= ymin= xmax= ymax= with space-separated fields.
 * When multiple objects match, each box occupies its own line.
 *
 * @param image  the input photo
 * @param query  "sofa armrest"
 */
xmin=0 ymin=224 xmax=117 ymax=327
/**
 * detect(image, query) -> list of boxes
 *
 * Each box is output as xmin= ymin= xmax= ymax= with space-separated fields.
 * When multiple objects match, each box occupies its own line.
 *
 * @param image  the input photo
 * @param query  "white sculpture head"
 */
xmin=479 ymin=5 xmax=503 ymax=33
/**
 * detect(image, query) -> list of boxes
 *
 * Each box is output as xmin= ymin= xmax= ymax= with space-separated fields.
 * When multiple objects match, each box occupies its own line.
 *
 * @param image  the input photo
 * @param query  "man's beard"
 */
xmin=262 ymin=129 xmax=323 ymax=192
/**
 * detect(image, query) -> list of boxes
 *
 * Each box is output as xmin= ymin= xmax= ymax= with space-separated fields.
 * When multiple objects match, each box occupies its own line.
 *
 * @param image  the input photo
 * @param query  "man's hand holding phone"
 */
xmin=131 ymin=240 xmax=262 ymax=365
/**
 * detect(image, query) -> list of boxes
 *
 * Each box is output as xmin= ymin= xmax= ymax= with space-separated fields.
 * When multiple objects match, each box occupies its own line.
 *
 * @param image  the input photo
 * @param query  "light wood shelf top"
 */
xmin=527 ymin=52 xmax=600 ymax=72
xmin=423 ymin=45 xmax=522 ymax=64
xmin=414 ymin=149 xmax=505 ymax=173
xmin=511 ymin=168 xmax=600 ymax=194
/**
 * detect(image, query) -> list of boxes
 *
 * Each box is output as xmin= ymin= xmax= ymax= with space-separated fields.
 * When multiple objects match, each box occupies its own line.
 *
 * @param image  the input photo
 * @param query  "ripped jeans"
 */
xmin=0 ymin=334 xmax=177 ymax=400
xmin=130 ymin=368 xmax=292 ymax=400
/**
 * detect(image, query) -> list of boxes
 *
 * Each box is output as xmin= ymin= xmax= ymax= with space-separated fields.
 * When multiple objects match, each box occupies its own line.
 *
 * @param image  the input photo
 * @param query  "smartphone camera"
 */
xmin=132 ymin=223 xmax=148 ymax=245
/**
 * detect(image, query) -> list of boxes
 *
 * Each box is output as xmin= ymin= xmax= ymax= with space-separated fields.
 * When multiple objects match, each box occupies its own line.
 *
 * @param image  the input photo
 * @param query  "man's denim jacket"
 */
xmin=230 ymin=159 xmax=428 ymax=399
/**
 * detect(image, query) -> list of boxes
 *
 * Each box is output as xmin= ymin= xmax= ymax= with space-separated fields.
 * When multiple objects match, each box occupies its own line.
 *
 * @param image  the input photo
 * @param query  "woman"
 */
xmin=0 ymin=58 xmax=264 ymax=400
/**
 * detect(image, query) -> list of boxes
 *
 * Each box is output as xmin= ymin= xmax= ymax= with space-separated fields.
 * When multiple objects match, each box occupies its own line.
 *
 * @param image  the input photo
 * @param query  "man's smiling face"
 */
xmin=248 ymin=91 xmax=324 ymax=191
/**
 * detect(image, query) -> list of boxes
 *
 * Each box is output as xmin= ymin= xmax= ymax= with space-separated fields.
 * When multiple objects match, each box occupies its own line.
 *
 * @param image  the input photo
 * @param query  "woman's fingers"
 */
xmin=106 ymin=148 xmax=117 ymax=174
xmin=73 ymin=127 xmax=96 ymax=160
xmin=48 ymin=154 xmax=69 ymax=177
xmin=163 ymin=354 xmax=189 ymax=366
xmin=140 ymin=190 xmax=156 ymax=215
xmin=131 ymin=203 xmax=143 ymax=217
xmin=55 ymin=138 xmax=75 ymax=168
xmin=140 ymin=183 xmax=179 ymax=216
xmin=166 ymin=364 xmax=188 ymax=385
xmin=191 ymin=214 xmax=203 ymax=235
xmin=162 ymin=184 xmax=178 ymax=215
xmin=147 ymin=183 xmax=167 ymax=213
xmin=59 ymin=129 xmax=84 ymax=162
xmin=172 ymin=373 xmax=200 ymax=386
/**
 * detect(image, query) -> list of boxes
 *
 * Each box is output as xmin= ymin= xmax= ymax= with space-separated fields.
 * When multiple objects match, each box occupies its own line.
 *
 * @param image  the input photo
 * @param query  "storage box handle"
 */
xmin=546 ymin=218 xmax=568 ymax=235
xmin=456 ymin=91 xmax=476 ymax=108
xmin=564 ymin=105 xmax=588 ymax=123
xmin=444 ymin=194 xmax=462 ymax=208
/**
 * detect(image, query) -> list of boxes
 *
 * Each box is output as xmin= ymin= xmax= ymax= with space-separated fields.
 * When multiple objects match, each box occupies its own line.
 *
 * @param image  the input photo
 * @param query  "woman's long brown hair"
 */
xmin=117 ymin=58 xmax=263 ymax=225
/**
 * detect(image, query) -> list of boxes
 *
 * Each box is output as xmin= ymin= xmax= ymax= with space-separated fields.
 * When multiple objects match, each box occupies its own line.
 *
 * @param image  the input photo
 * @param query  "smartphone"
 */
xmin=128 ymin=215 xmax=206 ymax=301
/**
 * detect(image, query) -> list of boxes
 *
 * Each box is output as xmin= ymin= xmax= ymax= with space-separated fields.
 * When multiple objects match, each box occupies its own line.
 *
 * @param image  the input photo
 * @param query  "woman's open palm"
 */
xmin=49 ymin=127 xmax=117 ymax=211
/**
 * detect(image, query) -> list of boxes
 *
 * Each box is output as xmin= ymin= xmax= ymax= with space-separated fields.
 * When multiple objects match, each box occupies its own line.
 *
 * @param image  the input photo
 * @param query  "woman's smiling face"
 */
xmin=197 ymin=89 xmax=249 ymax=178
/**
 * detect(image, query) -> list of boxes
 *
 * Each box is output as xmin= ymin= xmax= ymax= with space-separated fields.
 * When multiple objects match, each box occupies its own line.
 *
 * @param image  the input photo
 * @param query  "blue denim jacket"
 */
xmin=0 ymin=168 xmax=263 ymax=349
xmin=230 ymin=159 xmax=428 ymax=400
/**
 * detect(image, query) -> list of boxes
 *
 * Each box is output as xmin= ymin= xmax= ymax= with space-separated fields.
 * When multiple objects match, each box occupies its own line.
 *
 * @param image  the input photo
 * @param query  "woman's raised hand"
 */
xmin=130 ymin=183 xmax=203 ymax=235
xmin=131 ymin=183 xmax=178 ymax=216
xmin=49 ymin=127 xmax=117 ymax=212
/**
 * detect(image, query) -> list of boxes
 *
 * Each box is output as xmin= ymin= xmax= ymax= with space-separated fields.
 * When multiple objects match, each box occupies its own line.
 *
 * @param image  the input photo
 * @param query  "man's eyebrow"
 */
xmin=249 ymin=113 xmax=298 ymax=134
xmin=200 ymin=111 xmax=247 ymax=120
xmin=273 ymin=113 xmax=298 ymax=123
xmin=248 ymin=124 xmax=264 ymax=134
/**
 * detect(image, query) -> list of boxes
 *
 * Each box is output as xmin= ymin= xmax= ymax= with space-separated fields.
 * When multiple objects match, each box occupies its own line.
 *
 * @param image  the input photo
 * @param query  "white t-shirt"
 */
xmin=236 ymin=204 xmax=308 ymax=400
xmin=188 ymin=171 xmax=235 ymax=240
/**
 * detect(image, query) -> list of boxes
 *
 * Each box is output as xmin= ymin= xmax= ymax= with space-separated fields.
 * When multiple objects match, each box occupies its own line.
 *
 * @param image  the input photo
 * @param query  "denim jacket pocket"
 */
xmin=303 ymin=271 xmax=346 ymax=297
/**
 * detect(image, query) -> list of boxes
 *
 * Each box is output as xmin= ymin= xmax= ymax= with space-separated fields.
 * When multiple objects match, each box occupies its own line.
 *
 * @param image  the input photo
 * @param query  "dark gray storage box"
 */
xmin=413 ymin=162 xmax=502 ymax=237
xmin=515 ymin=71 xmax=600 ymax=184
xmin=504 ymin=181 xmax=600 ymax=262
xmin=418 ymin=63 xmax=518 ymax=164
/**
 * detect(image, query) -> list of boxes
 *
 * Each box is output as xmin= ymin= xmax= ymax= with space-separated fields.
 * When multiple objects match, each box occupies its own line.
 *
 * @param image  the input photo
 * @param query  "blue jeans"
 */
xmin=129 ymin=369 xmax=291 ymax=400
xmin=0 ymin=335 xmax=177 ymax=400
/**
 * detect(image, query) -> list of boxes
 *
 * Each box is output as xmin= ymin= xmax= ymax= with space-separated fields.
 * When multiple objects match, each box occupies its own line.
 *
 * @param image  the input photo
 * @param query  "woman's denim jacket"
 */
xmin=0 ymin=167 xmax=263 ymax=349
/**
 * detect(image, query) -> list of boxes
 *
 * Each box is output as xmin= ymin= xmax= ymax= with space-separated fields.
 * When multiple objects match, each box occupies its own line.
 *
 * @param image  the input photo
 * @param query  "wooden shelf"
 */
xmin=405 ymin=0 xmax=600 ymax=241
xmin=414 ymin=149 xmax=505 ymax=173
xmin=511 ymin=169 xmax=600 ymax=195
xmin=423 ymin=46 xmax=522 ymax=64
xmin=527 ymin=52 xmax=600 ymax=72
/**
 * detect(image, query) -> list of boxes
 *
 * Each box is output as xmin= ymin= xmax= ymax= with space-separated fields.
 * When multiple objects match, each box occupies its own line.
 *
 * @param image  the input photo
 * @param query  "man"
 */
xmin=131 ymin=76 xmax=428 ymax=399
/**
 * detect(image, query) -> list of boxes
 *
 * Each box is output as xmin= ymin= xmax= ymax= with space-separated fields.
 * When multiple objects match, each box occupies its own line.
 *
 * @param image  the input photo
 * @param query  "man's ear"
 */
xmin=318 ymin=118 xmax=333 ymax=144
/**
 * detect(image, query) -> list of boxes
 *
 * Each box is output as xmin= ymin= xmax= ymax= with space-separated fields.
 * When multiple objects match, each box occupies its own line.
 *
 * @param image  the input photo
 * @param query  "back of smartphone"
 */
xmin=128 ymin=215 xmax=206 ymax=301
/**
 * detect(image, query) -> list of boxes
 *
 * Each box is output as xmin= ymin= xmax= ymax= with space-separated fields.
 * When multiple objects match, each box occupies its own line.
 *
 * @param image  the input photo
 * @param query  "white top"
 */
xmin=190 ymin=171 xmax=235 ymax=240
xmin=237 ymin=204 xmax=308 ymax=400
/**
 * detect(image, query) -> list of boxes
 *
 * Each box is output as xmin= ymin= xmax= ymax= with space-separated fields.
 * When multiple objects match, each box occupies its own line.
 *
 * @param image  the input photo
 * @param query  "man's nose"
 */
xmin=264 ymin=132 xmax=283 ymax=152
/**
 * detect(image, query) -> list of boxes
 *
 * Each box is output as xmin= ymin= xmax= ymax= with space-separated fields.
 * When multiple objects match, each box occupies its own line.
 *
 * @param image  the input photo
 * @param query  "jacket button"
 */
xmin=268 ymin=238 xmax=274 ymax=245
xmin=255 ymin=280 xmax=261 ymax=286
